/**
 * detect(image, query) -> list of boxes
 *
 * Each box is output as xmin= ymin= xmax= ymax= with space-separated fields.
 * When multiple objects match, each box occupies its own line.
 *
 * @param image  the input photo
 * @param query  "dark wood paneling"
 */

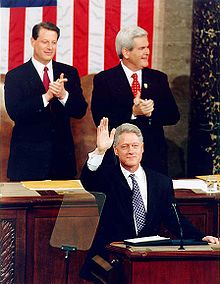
xmin=108 ymin=246 xmax=220 ymax=284
xmin=0 ymin=190 xmax=219 ymax=283
xmin=0 ymin=209 xmax=26 ymax=284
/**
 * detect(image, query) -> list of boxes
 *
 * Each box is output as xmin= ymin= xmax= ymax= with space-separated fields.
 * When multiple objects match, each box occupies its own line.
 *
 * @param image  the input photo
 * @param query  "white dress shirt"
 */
xmin=31 ymin=57 xmax=68 ymax=107
xmin=120 ymin=164 xmax=147 ymax=211
xmin=121 ymin=61 xmax=142 ymax=119
xmin=121 ymin=61 xmax=142 ymax=87
xmin=87 ymin=152 xmax=147 ymax=210
xmin=87 ymin=151 xmax=148 ymax=234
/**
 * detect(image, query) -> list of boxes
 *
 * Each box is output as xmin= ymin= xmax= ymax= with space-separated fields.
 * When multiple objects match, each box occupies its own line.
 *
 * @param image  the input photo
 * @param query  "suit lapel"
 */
xmin=143 ymin=168 xmax=159 ymax=230
xmin=52 ymin=61 xmax=60 ymax=81
xmin=112 ymin=165 xmax=136 ymax=233
xmin=114 ymin=65 xmax=153 ymax=101
xmin=27 ymin=60 xmax=46 ymax=96
xmin=141 ymin=68 xmax=155 ymax=100
xmin=111 ymin=64 xmax=134 ymax=101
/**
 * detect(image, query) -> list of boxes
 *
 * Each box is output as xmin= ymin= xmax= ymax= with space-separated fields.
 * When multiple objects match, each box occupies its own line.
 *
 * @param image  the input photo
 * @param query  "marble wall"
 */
xmin=152 ymin=0 xmax=193 ymax=177
xmin=188 ymin=0 xmax=220 ymax=175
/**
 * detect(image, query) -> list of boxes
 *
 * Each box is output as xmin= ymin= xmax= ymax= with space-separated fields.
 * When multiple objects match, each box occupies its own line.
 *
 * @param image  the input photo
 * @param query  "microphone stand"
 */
xmin=171 ymin=203 xmax=185 ymax=250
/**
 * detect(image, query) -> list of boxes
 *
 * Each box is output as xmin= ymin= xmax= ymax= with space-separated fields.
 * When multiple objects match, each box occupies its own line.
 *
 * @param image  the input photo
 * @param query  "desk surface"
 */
xmin=107 ymin=243 xmax=220 ymax=284
xmin=107 ymin=242 xmax=220 ymax=259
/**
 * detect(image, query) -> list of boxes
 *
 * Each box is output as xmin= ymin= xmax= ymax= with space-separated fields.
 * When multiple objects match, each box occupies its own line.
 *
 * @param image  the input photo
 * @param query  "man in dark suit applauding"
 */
xmin=4 ymin=22 xmax=88 ymax=181
xmin=91 ymin=26 xmax=180 ymax=175
xmin=80 ymin=117 xmax=219 ymax=282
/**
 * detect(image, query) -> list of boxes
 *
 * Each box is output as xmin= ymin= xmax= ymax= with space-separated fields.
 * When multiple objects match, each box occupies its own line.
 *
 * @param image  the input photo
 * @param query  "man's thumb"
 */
xmin=136 ymin=90 xmax=141 ymax=99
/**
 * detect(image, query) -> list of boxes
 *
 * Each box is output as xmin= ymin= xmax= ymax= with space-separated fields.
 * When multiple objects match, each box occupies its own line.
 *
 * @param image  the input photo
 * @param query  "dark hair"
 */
xmin=32 ymin=22 xmax=60 ymax=40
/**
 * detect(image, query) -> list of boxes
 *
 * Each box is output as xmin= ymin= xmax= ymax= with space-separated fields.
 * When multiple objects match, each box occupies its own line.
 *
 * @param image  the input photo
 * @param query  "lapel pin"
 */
xmin=144 ymin=83 xmax=148 ymax=89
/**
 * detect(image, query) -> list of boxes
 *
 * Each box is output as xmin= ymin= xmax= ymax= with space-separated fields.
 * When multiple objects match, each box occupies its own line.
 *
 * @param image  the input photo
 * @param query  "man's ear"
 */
xmin=122 ymin=47 xmax=129 ymax=59
xmin=30 ymin=37 xmax=35 ymax=48
xmin=114 ymin=147 xmax=118 ymax=156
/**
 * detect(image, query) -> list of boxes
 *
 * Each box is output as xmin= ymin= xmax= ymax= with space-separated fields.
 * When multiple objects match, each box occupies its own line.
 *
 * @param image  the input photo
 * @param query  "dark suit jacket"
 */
xmin=80 ymin=162 xmax=204 ymax=280
xmin=80 ymin=162 xmax=205 ymax=257
xmin=91 ymin=64 xmax=180 ymax=174
xmin=4 ymin=59 xmax=88 ymax=181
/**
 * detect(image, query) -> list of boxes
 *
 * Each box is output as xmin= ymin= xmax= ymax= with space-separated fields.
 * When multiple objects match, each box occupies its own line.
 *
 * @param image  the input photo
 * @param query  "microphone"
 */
xmin=171 ymin=203 xmax=185 ymax=250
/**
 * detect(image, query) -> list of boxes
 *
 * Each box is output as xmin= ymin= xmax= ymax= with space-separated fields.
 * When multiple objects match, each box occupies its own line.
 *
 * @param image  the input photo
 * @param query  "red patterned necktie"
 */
xmin=43 ymin=66 xmax=50 ymax=91
xmin=131 ymin=73 xmax=141 ymax=97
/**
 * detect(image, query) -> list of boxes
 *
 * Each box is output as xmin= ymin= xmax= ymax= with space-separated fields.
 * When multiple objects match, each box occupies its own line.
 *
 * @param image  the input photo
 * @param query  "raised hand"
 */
xmin=95 ymin=117 xmax=116 ymax=155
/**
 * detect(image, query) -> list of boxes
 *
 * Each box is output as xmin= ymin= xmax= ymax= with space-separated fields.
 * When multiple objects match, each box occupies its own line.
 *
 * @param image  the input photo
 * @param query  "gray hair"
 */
xmin=115 ymin=26 xmax=148 ymax=59
xmin=113 ymin=123 xmax=143 ymax=147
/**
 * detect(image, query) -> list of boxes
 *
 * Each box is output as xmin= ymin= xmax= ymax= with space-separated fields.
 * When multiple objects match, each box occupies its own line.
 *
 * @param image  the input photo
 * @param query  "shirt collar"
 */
xmin=120 ymin=61 xmax=142 ymax=81
xmin=120 ymin=164 xmax=143 ymax=180
xmin=31 ymin=57 xmax=53 ymax=74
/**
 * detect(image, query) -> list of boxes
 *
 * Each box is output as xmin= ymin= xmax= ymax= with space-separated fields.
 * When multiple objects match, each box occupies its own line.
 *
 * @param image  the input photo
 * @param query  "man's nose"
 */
xmin=128 ymin=145 xmax=135 ymax=152
xmin=145 ymin=48 xmax=150 ymax=55
xmin=47 ymin=43 xmax=53 ymax=49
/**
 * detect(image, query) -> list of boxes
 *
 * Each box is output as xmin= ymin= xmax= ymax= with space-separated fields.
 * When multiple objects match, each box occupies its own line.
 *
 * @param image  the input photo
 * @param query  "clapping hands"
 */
xmin=132 ymin=91 xmax=154 ymax=117
xmin=46 ymin=73 xmax=68 ymax=101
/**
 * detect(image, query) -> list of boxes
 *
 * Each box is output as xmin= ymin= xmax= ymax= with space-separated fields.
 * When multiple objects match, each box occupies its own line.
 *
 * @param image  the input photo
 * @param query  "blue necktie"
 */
xmin=129 ymin=174 xmax=146 ymax=234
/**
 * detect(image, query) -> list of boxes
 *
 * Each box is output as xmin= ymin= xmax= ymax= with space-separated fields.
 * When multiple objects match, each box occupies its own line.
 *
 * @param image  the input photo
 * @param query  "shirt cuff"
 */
xmin=42 ymin=94 xmax=49 ymax=107
xmin=87 ymin=150 xmax=105 ymax=171
xmin=58 ymin=91 xmax=69 ymax=105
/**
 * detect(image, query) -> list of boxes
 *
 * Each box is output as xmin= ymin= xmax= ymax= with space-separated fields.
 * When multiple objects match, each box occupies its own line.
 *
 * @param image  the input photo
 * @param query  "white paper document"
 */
xmin=172 ymin=179 xmax=207 ymax=190
xmin=172 ymin=179 xmax=219 ymax=193
xmin=124 ymin=235 xmax=170 ymax=244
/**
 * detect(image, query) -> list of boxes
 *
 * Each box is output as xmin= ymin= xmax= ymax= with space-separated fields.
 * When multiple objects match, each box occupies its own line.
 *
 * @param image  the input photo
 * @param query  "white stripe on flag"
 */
xmin=0 ymin=8 xmax=10 ymax=73
xmin=88 ymin=0 xmax=106 ymax=74
xmin=24 ymin=8 xmax=43 ymax=63
xmin=121 ymin=0 xmax=138 ymax=27
xmin=56 ymin=0 xmax=74 ymax=66
xmin=152 ymin=0 xmax=164 ymax=70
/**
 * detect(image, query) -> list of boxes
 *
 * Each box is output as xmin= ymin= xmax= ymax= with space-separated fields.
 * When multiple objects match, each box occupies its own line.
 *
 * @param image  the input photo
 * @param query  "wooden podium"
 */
xmin=107 ymin=243 xmax=220 ymax=284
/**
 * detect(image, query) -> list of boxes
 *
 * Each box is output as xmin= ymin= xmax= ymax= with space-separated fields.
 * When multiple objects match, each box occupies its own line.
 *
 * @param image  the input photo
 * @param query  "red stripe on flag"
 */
xmin=42 ymin=6 xmax=57 ymax=24
xmin=8 ymin=8 xmax=26 ymax=71
xmin=138 ymin=0 xmax=154 ymax=68
xmin=104 ymin=0 xmax=121 ymax=70
xmin=73 ymin=0 xmax=89 ymax=77
xmin=43 ymin=6 xmax=57 ymax=61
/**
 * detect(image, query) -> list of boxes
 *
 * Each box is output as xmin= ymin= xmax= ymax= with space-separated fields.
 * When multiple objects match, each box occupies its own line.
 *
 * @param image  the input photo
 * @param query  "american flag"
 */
xmin=0 ymin=0 xmax=154 ymax=77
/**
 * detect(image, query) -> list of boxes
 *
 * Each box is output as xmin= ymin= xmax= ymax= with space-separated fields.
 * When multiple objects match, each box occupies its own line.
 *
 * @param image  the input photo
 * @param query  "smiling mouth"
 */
xmin=127 ymin=156 xmax=136 ymax=159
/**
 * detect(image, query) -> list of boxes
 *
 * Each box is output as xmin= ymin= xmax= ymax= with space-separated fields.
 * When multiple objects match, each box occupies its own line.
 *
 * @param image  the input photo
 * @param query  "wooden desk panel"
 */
xmin=0 ymin=194 xmax=92 ymax=284
xmin=175 ymin=189 xmax=219 ymax=236
xmin=0 ymin=187 xmax=219 ymax=283
xmin=107 ymin=244 xmax=220 ymax=284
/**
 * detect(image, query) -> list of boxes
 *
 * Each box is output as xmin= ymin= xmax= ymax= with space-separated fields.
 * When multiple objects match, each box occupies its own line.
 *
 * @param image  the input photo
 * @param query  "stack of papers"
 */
xmin=22 ymin=180 xmax=84 ymax=192
xmin=172 ymin=179 xmax=207 ymax=190
xmin=172 ymin=179 xmax=219 ymax=193
xmin=124 ymin=235 xmax=171 ymax=246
